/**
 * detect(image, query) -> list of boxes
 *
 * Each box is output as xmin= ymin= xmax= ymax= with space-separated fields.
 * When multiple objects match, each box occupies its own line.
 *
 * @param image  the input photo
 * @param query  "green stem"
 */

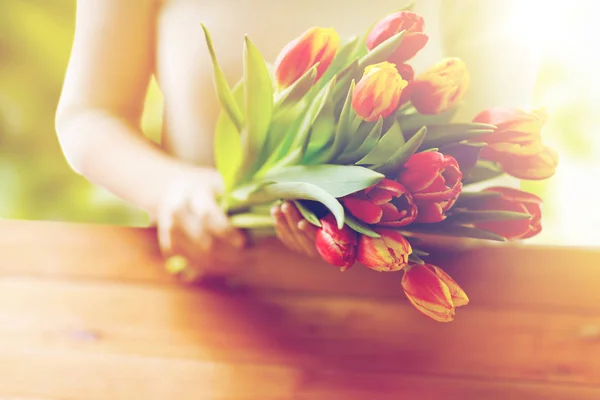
xmin=229 ymin=213 xmax=275 ymax=229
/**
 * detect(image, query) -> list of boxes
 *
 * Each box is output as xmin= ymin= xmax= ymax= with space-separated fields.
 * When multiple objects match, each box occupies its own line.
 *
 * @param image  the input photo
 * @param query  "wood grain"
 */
xmin=1 ymin=219 xmax=599 ymax=399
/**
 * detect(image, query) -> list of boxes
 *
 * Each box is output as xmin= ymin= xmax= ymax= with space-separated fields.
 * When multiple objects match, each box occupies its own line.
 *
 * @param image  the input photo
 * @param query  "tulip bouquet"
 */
xmin=200 ymin=4 xmax=558 ymax=322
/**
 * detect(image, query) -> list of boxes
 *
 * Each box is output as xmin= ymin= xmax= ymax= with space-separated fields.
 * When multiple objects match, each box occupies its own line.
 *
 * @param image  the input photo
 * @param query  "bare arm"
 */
xmin=56 ymin=0 xmax=194 ymax=217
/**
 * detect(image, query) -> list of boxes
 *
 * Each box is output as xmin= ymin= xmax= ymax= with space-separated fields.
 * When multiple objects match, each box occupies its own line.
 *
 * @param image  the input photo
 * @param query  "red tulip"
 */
xmin=473 ymin=107 xmax=557 ymax=180
xmin=357 ymin=229 xmax=412 ymax=272
xmin=315 ymin=214 xmax=358 ymax=270
xmin=352 ymin=61 xmax=408 ymax=122
xmin=410 ymin=57 xmax=470 ymax=114
xmin=397 ymin=152 xmax=463 ymax=223
xmin=401 ymin=263 xmax=469 ymax=322
xmin=366 ymin=11 xmax=429 ymax=64
xmin=342 ymin=178 xmax=417 ymax=227
xmin=274 ymin=27 xmax=340 ymax=89
xmin=473 ymin=187 xmax=543 ymax=240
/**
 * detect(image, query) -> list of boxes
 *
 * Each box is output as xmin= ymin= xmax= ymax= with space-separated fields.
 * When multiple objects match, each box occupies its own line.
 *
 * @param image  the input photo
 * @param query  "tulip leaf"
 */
xmin=463 ymin=160 xmax=505 ymax=185
xmin=316 ymin=80 xmax=356 ymax=163
xmin=399 ymin=223 xmax=507 ymax=242
xmin=373 ymin=126 xmax=427 ymax=175
xmin=356 ymin=120 xmax=404 ymax=165
xmin=215 ymin=80 xmax=245 ymax=191
xmin=304 ymin=79 xmax=337 ymax=162
xmin=412 ymin=248 xmax=430 ymax=257
xmin=239 ymin=35 xmax=274 ymax=178
xmin=408 ymin=253 xmax=425 ymax=265
xmin=445 ymin=210 xmax=532 ymax=224
xmin=293 ymin=200 xmax=322 ymax=227
xmin=417 ymin=123 xmax=496 ymax=150
xmin=332 ymin=59 xmax=360 ymax=108
xmin=274 ymin=65 xmax=318 ymax=107
xmin=344 ymin=214 xmax=381 ymax=238
xmin=201 ymin=24 xmax=244 ymax=132
xmin=243 ymin=182 xmax=346 ymax=229
xmin=285 ymin=77 xmax=337 ymax=164
xmin=263 ymin=164 xmax=384 ymax=198
xmin=318 ymin=36 xmax=361 ymax=90
xmin=453 ymin=191 xmax=503 ymax=208
xmin=439 ymin=142 xmax=484 ymax=173
xmin=397 ymin=105 xmax=460 ymax=132
xmin=337 ymin=118 xmax=384 ymax=164
xmin=357 ymin=30 xmax=407 ymax=71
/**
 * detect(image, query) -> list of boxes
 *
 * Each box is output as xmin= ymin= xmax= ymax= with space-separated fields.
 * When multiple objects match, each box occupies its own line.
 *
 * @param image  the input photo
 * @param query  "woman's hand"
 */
xmin=156 ymin=166 xmax=247 ymax=281
xmin=272 ymin=201 xmax=319 ymax=258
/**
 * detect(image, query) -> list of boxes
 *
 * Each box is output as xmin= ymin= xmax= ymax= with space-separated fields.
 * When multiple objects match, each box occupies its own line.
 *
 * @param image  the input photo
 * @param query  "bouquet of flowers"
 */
xmin=200 ymin=4 xmax=558 ymax=322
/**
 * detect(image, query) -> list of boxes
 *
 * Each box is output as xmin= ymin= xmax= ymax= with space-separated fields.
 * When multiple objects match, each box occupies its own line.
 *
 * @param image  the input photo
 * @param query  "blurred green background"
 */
xmin=1 ymin=0 xmax=598 ymax=245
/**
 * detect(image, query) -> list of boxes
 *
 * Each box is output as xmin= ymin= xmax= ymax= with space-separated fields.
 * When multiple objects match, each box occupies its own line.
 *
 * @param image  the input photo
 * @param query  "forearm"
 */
xmin=56 ymin=109 xmax=193 ymax=217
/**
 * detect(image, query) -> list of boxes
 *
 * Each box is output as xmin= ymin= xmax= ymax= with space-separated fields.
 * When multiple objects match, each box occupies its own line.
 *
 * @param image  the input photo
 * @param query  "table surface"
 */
xmin=1 ymin=219 xmax=600 ymax=399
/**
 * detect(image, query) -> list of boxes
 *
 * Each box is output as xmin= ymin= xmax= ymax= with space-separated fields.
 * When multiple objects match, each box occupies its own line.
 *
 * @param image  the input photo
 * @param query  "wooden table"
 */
xmin=1 ymin=219 xmax=600 ymax=399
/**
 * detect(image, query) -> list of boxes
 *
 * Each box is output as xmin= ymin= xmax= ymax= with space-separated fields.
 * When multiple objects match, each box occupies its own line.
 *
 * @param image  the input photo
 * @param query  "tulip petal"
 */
xmin=431 ymin=266 xmax=469 ymax=307
xmin=402 ymin=264 xmax=455 ymax=322
xmin=343 ymin=197 xmax=383 ymax=224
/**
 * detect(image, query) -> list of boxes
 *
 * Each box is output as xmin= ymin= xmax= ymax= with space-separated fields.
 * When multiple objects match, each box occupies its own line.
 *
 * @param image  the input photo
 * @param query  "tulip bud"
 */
xmin=342 ymin=178 xmax=417 ymax=227
xmin=473 ymin=187 xmax=543 ymax=240
xmin=315 ymin=214 xmax=358 ymax=270
xmin=357 ymin=229 xmax=412 ymax=272
xmin=402 ymin=263 xmax=468 ymax=322
xmin=473 ymin=107 xmax=557 ymax=180
xmin=397 ymin=152 xmax=463 ymax=223
xmin=366 ymin=11 xmax=429 ymax=64
xmin=274 ymin=27 xmax=340 ymax=89
xmin=352 ymin=62 xmax=408 ymax=122
xmin=410 ymin=57 xmax=469 ymax=115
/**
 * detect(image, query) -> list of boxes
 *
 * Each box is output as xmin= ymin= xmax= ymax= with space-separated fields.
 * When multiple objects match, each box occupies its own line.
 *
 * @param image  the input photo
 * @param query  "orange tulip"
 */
xmin=352 ymin=61 xmax=408 ymax=122
xmin=410 ymin=57 xmax=469 ymax=115
xmin=356 ymin=229 xmax=412 ymax=272
xmin=473 ymin=107 xmax=558 ymax=180
xmin=273 ymin=27 xmax=340 ymax=89
xmin=401 ymin=263 xmax=469 ymax=322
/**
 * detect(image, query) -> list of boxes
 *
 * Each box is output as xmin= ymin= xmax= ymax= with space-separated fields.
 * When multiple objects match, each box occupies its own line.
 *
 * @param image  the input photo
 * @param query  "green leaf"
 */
xmin=337 ymin=118 xmax=383 ymax=164
xmin=304 ymin=79 xmax=337 ymax=162
xmin=244 ymin=182 xmax=346 ymax=229
xmin=201 ymin=24 xmax=243 ymax=131
xmin=293 ymin=200 xmax=322 ymax=227
xmin=264 ymin=164 xmax=384 ymax=197
xmin=344 ymin=214 xmax=381 ymax=238
xmin=417 ymin=123 xmax=496 ymax=150
xmin=318 ymin=36 xmax=360 ymax=90
xmin=315 ymin=80 xmax=356 ymax=163
xmin=408 ymin=253 xmax=425 ymax=265
xmin=445 ymin=210 xmax=531 ymax=224
xmin=241 ymin=35 xmax=273 ymax=174
xmin=397 ymin=105 xmax=459 ymax=133
xmin=412 ymin=248 xmax=430 ymax=257
xmin=229 ymin=213 xmax=275 ymax=229
xmin=286 ymin=77 xmax=337 ymax=164
xmin=215 ymin=80 xmax=245 ymax=190
xmin=356 ymin=120 xmax=404 ymax=165
xmin=463 ymin=160 xmax=505 ymax=185
xmin=357 ymin=30 xmax=407 ymax=70
xmin=400 ymin=223 xmax=507 ymax=242
xmin=374 ymin=126 xmax=427 ymax=175
xmin=332 ymin=59 xmax=360 ymax=108
xmin=274 ymin=65 xmax=318 ymax=107
xmin=453 ymin=191 xmax=502 ymax=209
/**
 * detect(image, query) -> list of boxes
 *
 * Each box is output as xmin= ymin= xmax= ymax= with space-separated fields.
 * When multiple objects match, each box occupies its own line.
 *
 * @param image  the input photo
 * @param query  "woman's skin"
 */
xmin=56 ymin=0 xmax=539 ymax=279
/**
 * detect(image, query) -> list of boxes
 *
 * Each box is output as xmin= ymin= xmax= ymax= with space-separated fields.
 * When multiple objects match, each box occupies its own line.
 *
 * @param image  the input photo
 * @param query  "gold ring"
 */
xmin=165 ymin=255 xmax=190 ymax=275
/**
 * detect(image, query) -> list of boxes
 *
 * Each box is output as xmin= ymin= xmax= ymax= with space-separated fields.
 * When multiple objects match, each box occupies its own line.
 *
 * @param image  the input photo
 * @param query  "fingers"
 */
xmin=187 ymin=192 xmax=246 ymax=250
xmin=274 ymin=202 xmax=319 ymax=258
xmin=272 ymin=204 xmax=302 ymax=253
